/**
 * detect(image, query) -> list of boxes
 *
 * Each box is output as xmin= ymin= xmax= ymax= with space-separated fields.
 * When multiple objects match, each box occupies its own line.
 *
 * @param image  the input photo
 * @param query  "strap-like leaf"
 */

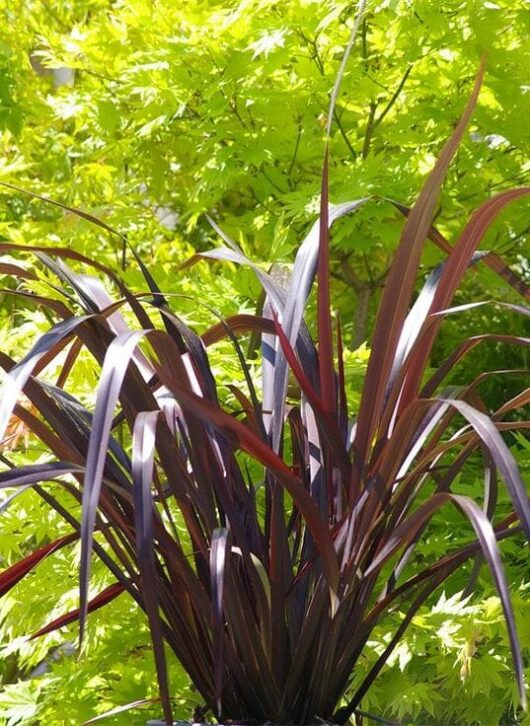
xmin=364 ymin=491 xmax=525 ymax=706
xmin=397 ymin=187 xmax=530 ymax=409
xmin=81 ymin=698 xmax=157 ymax=725
xmin=79 ymin=331 xmax=148 ymax=643
xmin=211 ymin=527 xmax=229 ymax=718
xmin=269 ymin=199 xmax=367 ymax=451
xmin=317 ymin=148 xmax=335 ymax=419
xmin=352 ymin=59 xmax=485 ymax=491
xmin=450 ymin=399 xmax=530 ymax=539
xmin=389 ymin=251 xmax=487 ymax=395
xmin=0 ymin=461 xmax=84 ymax=489
xmin=132 ymin=410 xmax=173 ymax=725
xmin=0 ymin=181 xmax=125 ymax=241
xmin=149 ymin=332 xmax=340 ymax=598
xmin=31 ymin=582 xmax=125 ymax=638
xmin=0 ymin=532 xmax=78 ymax=596
xmin=202 ymin=200 xmax=367 ymax=450
xmin=0 ymin=316 xmax=90 ymax=443
xmin=389 ymin=198 xmax=530 ymax=301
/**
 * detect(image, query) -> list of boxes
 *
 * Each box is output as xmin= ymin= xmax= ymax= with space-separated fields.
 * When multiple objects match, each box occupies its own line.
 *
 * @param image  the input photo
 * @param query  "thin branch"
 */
xmin=363 ymin=72 xmax=390 ymax=92
xmin=372 ymin=65 xmax=413 ymax=129
xmin=339 ymin=254 xmax=365 ymax=291
xmin=260 ymin=166 xmax=288 ymax=195
xmin=206 ymin=48 xmax=248 ymax=129
xmin=299 ymin=32 xmax=358 ymax=161
xmin=361 ymin=18 xmax=368 ymax=67
xmin=362 ymin=65 xmax=413 ymax=159
xmin=40 ymin=2 xmax=70 ymax=31
xmin=79 ymin=67 xmax=121 ymax=85
xmin=248 ymin=185 xmax=276 ymax=215
xmin=362 ymin=101 xmax=377 ymax=159
xmin=362 ymin=251 xmax=376 ymax=286
xmin=326 ymin=0 xmax=368 ymax=139
xmin=333 ymin=111 xmax=358 ymax=160
xmin=288 ymin=122 xmax=303 ymax=178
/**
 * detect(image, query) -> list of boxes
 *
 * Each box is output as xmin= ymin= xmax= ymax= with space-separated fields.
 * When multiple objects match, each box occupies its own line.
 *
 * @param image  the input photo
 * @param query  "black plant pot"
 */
xmin=145 ymin=722 xmax=301 ymax=725
xmin=146 ymin=722 xmax=337 ymax=725
xmin=145 ymin=723 xmax=269 ymax=726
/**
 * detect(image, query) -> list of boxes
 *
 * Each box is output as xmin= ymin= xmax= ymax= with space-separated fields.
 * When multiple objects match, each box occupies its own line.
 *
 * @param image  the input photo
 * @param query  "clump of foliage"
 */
xmin=1 ymin=54 xmax=530 ymax=726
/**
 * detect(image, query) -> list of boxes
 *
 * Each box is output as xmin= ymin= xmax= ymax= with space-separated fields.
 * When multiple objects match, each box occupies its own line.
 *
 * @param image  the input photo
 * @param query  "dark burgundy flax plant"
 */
xmin=2 ymin=61 xmax=530 ymax=725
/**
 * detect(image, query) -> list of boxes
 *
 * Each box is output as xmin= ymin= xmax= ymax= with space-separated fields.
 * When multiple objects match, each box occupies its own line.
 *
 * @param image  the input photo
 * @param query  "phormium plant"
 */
xmin=1 ymin=56 xmax=530 ymax=724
